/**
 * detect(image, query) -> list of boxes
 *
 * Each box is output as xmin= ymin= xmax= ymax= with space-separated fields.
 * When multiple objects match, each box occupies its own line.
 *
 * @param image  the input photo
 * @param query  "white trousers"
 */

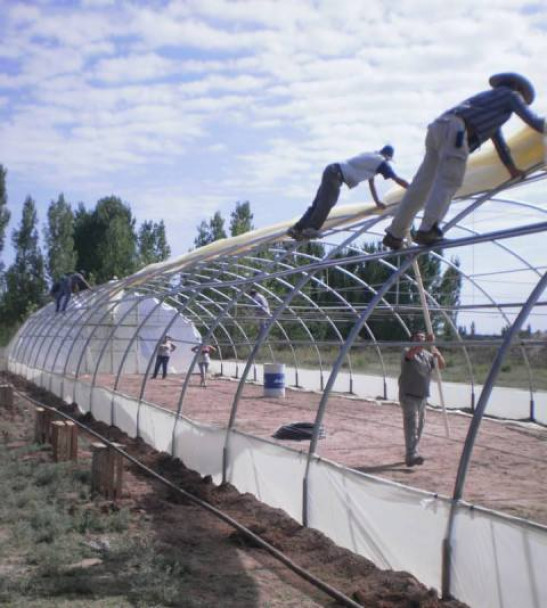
xmin=388 ymin=114 xmax=469 ymax=238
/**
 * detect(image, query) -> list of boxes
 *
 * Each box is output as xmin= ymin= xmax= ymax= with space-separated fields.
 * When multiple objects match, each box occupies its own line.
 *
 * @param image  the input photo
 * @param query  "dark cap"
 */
xmin=489 ymin=72 xmax=535 ymax=105
xmin=379 ymin=144 xmax=394 ymax=160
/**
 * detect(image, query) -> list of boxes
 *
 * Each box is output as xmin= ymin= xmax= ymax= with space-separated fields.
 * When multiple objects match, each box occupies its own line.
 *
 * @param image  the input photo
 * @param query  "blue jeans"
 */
xmin=55 ymin=291 xmax=71 ymax=312
xmin=294 ymin=164 xmax=343 ymax=231
xmin=152 ymin=356 xmax=169 ymax=379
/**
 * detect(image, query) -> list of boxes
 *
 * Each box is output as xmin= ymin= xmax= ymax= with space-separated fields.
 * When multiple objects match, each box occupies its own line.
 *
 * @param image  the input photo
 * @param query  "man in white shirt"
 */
xmin=249 ymin=288 xmax=271 ymax=329
xmin=287 ymin=145 xmax=409 ymax=240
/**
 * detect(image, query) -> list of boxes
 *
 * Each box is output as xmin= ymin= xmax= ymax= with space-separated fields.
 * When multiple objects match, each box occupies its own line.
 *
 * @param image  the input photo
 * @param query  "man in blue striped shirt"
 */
xmin=383 ymin=73 xmax=545 ymax=250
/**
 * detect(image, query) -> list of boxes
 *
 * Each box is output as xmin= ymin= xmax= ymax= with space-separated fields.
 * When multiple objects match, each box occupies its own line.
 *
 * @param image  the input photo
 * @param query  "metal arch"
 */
xmin=265 ymin=248 xmax=389 ymax=393
xmin=85 ymin=291 xmax=180 ymax=421
xmin=134 ymin=275 xmax=239 ymax=370
xmin=440 ymin=194 xmax=547 ymax=415
xmin=27 ymin=293 xmax=104 ymax=383
xmin=184 ymin=250 xmax=345 ymax=383
xmin=298 ymin=220 xmax=547 ymax=525
xmin=14 ymin=298 xmax=67 ymax=366
xmin=11 ymin=306 xmax=53 ymax=367
xmin=212 ymin=255 xmax=333 ymax=384
xmin=171 ymin=243 xmax=304 ymax=456
xmin=274 ymin=244 xmax=414 ymax=396
xmin=106 ymin=268 xmax=231 ymax=407
xmin=221 ymin=226 xmax=374 ymax=484
xmin=442 ymin=221 xmax=544 ymax=412
xmin=71 ymin=293 xmax=144 ymax=388
xmin=26 ymin=289 xmax=100 ymax=372
xmin=180 ymin=271 xmax=273 ymax=372
xmin=301 ymin=247 xmax=423 ymax=525
xmin=441 ymin=271 xmax=547 ymax=600
xmin=53 ymin=283 xmax=137 ymax=399
xmin=175 ymin=284 xmax=253 ymax=371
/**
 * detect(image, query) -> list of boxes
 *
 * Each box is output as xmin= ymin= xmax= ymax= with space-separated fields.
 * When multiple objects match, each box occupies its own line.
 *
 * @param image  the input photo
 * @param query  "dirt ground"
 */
xmin=5 ymin=369 xmax=547 ymax=607
xmin=1 ymin=372 xmax=476 ymax=608
xmin=103 ymin=371 xmax=547 ymax=525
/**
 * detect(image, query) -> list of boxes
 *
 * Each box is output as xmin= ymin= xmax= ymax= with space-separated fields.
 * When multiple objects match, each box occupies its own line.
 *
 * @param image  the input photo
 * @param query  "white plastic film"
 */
xmin=308 ymin=458 xmax=448 ymax=586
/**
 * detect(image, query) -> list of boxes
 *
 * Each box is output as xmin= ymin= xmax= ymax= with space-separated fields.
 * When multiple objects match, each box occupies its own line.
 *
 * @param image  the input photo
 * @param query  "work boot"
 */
xmin=301 ymin=227 xmax=322 ymax=239
xmin=287 ymin=226 xmax=304 ymax=240
xmin=405 ymin=455 xmax=425 ymax=467
xmin=414 ymin=224 xmax=444 ymax=246
xmin=383 ymin=231 xmax=404 ymax=250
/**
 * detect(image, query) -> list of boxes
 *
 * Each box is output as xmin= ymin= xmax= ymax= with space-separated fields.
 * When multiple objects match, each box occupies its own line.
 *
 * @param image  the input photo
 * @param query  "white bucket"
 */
xmin=263 ymin=362 xmax=285 ymax=398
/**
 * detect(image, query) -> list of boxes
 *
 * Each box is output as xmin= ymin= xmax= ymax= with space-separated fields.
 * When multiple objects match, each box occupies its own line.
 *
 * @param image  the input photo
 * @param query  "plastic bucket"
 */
xmin=263 ymin=362 xmax=285 ymax=398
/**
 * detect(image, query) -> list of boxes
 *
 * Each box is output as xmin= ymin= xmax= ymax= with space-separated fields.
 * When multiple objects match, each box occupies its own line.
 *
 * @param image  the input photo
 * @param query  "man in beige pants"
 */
xmin=383 ymin=72 xmax=545 ymax=250
xmin=398 ymin=332 xmax=445 ymax=466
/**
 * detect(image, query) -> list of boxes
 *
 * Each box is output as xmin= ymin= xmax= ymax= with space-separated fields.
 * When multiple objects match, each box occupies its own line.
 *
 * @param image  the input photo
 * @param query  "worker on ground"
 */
xmin=152 ymin=335 xmax=177 ymax=380
xmin=249 ymin=288 xmax=271 ymax=329
xmin=398 ymin=331 xmax=445 ymax=467
xmin=191 ymin=343 xmax=217 ymax=388
xmin=287 ymin=145 xmax=409 ymax=241
xmin=383 ymin=72 xmax=546 ymax=250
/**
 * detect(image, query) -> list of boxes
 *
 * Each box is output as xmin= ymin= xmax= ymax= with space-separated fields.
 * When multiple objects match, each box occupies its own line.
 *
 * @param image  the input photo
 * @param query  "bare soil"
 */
xmin=108 ymin=371 xmax=547 ymax=525
xmin=3 ymin=368 xmax=546 ymax=607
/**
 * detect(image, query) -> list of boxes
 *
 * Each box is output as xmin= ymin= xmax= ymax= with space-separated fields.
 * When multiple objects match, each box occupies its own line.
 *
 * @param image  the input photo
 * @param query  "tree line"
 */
xmin=190 ymin=201 xmax=462 ymax=342
xmin=0 ymin=164 xmax=170 ymax=338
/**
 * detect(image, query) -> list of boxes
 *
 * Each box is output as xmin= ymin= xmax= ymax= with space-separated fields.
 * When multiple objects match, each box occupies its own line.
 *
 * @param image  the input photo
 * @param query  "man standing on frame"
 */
xmin=383 ymin=72 xmax=545 ymax=250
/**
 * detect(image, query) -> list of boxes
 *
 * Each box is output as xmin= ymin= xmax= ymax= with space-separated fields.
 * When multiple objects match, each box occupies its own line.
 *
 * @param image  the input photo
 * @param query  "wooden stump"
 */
xmin=91 ymin=443 xmax=107 ymax=495
xmin=0 ymin=385 xmax=13 ymax=408
xmin=65 ymin=421 xmax=78 ymax=461
xmin=51 ymin=421 xmax=67 ymax=462
xmin=50 ymin=421 xmax=78 ymax=462
xmin=34 ymin=407 xmax=48 ymax=444
xmin=91 ymin=442 xmax=124 ymax=499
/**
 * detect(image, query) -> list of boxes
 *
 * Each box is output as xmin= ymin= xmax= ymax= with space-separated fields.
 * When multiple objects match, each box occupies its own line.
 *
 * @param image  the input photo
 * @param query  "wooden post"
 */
xmin=105 ymin=443 xmax=124 ymax=500
xmin=51 ymin=421 xmax=66 ymax=461
xmin=0 ymin=385 xmax=13 ymax=408
xmin=34 ymin=407 xmax=47 ymax=444
xmin=91 ymin=442 xmax=124 ymax=500
xmin=42 ymin=409 xmax=54 ymax=443
xmin=65 ymin=421 xmax=78 ymax=461
xmin=91 ymin=443 xmax=107 ymax=495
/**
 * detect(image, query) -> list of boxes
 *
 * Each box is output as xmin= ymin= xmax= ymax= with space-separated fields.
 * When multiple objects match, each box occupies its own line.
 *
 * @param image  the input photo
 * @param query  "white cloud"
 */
xmin=0 ymin=0 xmax=545 ymax=284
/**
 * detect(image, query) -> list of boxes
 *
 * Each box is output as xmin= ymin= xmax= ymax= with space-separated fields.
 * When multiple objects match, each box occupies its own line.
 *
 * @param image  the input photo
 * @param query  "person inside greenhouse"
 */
xmin=191 ymin=343 xmax=217 ymax=388
xmin=398 ymin=331 xmax=445 ymax=467
xmin=249 ymin=288 xmax=271 ymax=329
xmin=152 ymin=335 xmax=177 ymax=380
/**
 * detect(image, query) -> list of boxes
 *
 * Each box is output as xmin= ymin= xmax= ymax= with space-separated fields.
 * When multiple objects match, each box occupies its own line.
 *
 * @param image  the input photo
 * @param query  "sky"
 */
xmin=0 ymin=0 xmax=546 ymax=332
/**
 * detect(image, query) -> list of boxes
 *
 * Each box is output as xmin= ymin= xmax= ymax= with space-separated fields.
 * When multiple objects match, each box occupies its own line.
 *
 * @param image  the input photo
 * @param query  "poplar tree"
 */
xmin=3 ymin=197 xmax=46 ymax=322
xmin=229 ymin=201 xmax=254 ymax=236
xmin=194 ymin=212 xmax=227 ymax=248
xmin=74 ymin=196 xmax=138 ymax=283
xmin=44 ymin=193 xmax=76 ymax=281
xmin=0 ymin=165 xmax=10 ymax=260
xmin=138 ymin=220 xmax=171 ymax=267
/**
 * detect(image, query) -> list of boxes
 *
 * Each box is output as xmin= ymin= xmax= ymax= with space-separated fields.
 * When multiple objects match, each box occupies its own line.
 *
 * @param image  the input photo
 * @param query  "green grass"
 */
xmin=0 ymin=441 xmax=191 ymax=607
xmin=251 ymin=342 xmax=547 ymax=390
